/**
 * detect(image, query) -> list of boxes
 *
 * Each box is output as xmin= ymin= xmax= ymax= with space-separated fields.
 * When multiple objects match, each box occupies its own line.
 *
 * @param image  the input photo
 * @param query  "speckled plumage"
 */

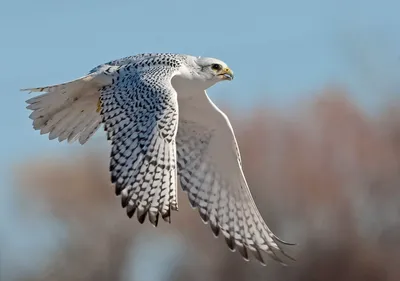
xmin=22 ymin=53 xmax=295 ymax=265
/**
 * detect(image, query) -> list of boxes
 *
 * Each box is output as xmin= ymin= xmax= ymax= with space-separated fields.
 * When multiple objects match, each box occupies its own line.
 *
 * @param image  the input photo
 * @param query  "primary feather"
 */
xmin=21 ymin=53 xmax=295 ymax=265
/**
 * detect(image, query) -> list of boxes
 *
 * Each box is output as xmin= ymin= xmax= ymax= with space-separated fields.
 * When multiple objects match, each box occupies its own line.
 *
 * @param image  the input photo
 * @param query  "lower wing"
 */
xmin=176 ymin=90 xmax=295 ymax=265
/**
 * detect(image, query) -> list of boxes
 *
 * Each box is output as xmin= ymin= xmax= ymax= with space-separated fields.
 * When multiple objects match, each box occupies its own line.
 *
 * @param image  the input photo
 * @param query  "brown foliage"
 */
xmin=13 ymin=89 xmax=400 ymax=281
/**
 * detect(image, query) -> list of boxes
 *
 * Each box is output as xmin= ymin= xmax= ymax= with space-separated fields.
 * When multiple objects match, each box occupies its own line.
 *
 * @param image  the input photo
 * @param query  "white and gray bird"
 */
xmin=21 ymin=53 xmax=295 ymax=265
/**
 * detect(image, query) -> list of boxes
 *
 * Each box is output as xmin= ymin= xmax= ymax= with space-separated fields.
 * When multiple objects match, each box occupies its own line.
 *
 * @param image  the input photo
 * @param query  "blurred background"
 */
xmin=1 ymin=0 xmax=400 ymax=280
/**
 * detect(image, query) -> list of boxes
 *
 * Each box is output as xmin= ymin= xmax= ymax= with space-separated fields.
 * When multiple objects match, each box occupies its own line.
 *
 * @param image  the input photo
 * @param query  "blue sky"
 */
xmin=1 ymin=0 xmax=400 ymax=279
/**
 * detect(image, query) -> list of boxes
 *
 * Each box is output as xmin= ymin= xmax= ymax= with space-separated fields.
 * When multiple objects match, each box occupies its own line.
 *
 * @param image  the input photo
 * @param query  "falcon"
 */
xmin=21 ymin=53 xmax=295 ymax=265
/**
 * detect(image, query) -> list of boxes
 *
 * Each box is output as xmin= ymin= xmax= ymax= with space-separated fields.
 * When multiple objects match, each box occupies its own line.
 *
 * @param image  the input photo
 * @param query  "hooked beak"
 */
xmin=218 ymin=67 xmax=234 ymax=81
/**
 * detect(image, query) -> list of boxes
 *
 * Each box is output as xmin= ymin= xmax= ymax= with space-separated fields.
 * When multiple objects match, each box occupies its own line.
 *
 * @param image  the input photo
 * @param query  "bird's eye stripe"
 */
xmin=211 ymin=64 xmax=222 ymax=71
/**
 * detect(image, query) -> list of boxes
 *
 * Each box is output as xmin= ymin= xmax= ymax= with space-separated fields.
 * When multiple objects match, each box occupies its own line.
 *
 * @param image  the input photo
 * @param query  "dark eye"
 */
xmin=211 ymin=64 xmax=222 ymax=71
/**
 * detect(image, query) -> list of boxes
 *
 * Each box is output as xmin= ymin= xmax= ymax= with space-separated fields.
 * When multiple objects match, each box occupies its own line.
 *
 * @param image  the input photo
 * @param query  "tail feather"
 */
xmin=57 ymin=110 xmax=89 ymax=142
xmin=21 ymin=75 xmax=95 ymax=93
xmin=77 ymin=115 xmax=102 ymax=144
xmin=22 ymin=74 xmax=105 ymax=145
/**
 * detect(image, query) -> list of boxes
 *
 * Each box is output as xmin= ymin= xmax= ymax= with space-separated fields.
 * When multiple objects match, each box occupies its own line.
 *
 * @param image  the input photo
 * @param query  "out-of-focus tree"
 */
xmin=13 ymin=89 xmax=400 ymax=281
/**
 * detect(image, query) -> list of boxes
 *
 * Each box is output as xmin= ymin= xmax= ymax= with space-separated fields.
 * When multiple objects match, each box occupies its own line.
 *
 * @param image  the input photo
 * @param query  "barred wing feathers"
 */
xmin=99 ymin=63 xmax=180 ymax=226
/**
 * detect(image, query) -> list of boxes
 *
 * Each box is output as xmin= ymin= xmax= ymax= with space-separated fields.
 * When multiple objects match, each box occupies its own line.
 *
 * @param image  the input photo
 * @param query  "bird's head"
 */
xmin=194 ymin=56 xmax=234 ymax=82
xmin=174 ymin=55 xmax=234 ymax=91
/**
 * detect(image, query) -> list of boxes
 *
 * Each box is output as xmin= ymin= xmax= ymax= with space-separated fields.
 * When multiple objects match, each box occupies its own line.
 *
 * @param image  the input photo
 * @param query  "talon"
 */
xmin=96 ymin=98 xmax=101 ymax=113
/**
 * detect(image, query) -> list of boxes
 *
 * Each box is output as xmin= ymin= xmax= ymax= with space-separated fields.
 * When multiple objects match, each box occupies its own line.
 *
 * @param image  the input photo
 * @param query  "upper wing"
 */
xmin=176 ymin=90 xmax=295 ymax=265
xmin=100 ymin=62 xmax=180 ymax=226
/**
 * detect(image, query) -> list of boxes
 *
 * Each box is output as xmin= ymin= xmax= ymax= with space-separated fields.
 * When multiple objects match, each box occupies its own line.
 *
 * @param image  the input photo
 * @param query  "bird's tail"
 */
xmin=21 ymin=75 xmax=105 ymax=144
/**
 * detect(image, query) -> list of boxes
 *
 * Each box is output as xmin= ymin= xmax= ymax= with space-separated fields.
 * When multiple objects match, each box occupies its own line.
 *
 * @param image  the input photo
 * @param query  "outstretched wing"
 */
xmin=100 ymin=61 xmax=181 ymax=226
xmin=21 ymin=53 xmax=178 ymax=145
xmin=176 ymin=90 xmax=295 ymax=265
